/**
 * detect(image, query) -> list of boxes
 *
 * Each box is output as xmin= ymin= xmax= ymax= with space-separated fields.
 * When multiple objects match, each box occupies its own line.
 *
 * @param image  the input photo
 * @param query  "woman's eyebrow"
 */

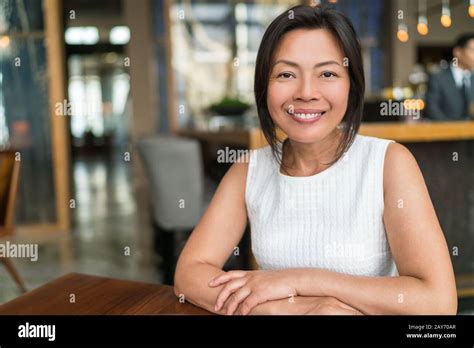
xmin=272 ymin=59 xmax=341 ymax=68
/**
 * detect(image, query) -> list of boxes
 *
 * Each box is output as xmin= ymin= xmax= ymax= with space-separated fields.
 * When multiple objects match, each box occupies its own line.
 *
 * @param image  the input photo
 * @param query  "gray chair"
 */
xmin=137 ymin=135 xmax=209 ymax=284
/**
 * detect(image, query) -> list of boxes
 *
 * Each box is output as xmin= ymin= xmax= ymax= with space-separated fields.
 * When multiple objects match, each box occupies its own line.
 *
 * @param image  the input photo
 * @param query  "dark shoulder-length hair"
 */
xmin=254 ymin=4 xmax=365 ymax=166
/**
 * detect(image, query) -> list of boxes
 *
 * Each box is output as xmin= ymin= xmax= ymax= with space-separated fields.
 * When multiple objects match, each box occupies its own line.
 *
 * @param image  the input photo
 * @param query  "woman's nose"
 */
xmin=294 ymin=77 xmax=321 ymax=101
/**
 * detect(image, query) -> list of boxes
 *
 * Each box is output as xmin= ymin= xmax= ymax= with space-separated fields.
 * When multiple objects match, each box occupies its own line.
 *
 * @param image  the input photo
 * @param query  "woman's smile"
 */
xmin=286 ymin=107 xmax=327 ymax=123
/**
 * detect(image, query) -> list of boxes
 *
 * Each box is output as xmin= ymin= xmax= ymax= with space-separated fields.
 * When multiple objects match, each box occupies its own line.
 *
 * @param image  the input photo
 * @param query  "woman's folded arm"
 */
xmin=174 ymin=161 xmax=249 ymax=314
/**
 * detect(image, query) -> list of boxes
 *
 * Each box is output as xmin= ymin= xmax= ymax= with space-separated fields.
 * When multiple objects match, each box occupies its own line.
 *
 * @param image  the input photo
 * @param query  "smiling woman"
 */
xmin=255 ymin=5 xmax=364 ymax=170
xmin=174 ymin=4 xmax=457 ymax=316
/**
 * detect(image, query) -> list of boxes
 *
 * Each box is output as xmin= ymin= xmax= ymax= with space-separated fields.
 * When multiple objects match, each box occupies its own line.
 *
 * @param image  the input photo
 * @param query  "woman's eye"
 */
xmin=277 ymin=72 xmax=295 ymax=79
xmin=321 ymin=71 xmax=336 ymax=78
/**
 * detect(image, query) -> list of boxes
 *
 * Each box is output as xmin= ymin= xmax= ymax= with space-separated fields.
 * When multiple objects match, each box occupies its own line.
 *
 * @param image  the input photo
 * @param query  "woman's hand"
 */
xmin=303 ymin=297 xmax=364 ymax=315
xmin=208 ymin=270 xmax=297 ymax=315
xmin=243 ymin=296 xmax=321 ymax=315
xmin=240 ymin=296 xmax=364 ymax=315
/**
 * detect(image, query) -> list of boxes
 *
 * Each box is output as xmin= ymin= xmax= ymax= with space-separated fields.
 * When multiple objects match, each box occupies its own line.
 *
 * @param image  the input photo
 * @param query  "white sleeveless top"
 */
xmin=245 ymin=134 xmax=399 ymax=277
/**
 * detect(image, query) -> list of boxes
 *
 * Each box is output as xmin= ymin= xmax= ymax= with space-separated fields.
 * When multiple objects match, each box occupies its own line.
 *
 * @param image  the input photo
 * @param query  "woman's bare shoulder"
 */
xmin=383 ymin=142 xmax=421 ymax=189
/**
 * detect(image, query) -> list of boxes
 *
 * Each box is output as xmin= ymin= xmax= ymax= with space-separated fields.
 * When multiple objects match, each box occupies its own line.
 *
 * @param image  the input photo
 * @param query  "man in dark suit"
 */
xmin=425 ymin=33 xmax=474 ymax=120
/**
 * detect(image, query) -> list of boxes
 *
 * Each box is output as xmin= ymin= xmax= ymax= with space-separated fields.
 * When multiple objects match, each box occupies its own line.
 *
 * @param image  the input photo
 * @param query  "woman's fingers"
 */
xmin=334 ymin=307 xmax=363 ymax=315
xmin=309 ymin=303 xmax=363 ymax=315
xmin=225 ymin=287 xmax=252 ymax=315
xmin=208 ymin=270 xmax=247 ymax=287
xmin=214 ymin=277 xmax=247 ymax=311
xmin=336 ymin=300 xmax=362 ymax=312
xmin=239 ymin=293 xmax=266 ymax=315
xmin=326 ymin=298 xmax=364 ymax=314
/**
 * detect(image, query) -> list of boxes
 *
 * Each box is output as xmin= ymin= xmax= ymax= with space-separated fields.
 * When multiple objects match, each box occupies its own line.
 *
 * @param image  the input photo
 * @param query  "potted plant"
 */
xmin=208 ymin=97 xmax=250 ymax=117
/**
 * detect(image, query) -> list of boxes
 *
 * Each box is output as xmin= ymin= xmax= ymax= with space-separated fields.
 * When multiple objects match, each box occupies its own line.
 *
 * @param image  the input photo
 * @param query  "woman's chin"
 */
xmin=279 ymin=125 xmax=335 ymax=144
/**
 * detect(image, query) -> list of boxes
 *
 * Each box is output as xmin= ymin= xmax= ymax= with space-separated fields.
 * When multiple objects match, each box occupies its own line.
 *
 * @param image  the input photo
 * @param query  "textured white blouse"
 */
xmin=245 ymin=134 xmax=399 ymax=277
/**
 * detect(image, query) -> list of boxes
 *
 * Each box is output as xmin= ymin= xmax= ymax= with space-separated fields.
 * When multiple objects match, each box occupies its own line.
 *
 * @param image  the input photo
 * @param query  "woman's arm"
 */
xmin=173 ymin=159 xmax=360 ymax=316
xmin=176 ymin=259 xmax=362 ymax=315
xmin=174 ymin=161 xmax=249 ymax=314
xmin=293 ymin=144 xmax=457 ymax=314
xmin=247 ymin=296 xmax=363 ymax=315
xmin=173 ymin=160 xmax=355 ymax=316
xmin=290 ymin=268 xmax=453 ymax=315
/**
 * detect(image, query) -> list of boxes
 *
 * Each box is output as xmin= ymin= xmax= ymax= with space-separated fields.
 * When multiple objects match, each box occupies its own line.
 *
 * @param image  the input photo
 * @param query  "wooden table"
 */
xmin=178 ymin=121 xmax=474 ymax=150
xmin=0 ymin=273 xmax=212 ymax=315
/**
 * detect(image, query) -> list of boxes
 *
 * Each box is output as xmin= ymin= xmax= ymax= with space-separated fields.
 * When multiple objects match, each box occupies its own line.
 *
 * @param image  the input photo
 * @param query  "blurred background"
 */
xmin=0 ymin=0 xmax=473 ymax=313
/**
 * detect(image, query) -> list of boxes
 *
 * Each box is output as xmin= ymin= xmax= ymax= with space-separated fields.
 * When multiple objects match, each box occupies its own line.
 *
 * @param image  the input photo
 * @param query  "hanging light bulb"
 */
xmin=397 ymin=23 xmax=409 ymax=42
xmin=440 ymin=13 xmax=451 ymax=27
xmin=397 ymin=0 xmax=409 ymax=42
xmin=441 ymin=0 xmax=452 ymax=27
xmin=417 ymin=0 xmax=428 ymax=35
xmin=417 ymin=17 xmax=428 ymax=35
xmin=469 ymin=0 xmax=474 ymax=17
xmin=0 ymin=35 xmax=10 ymax=49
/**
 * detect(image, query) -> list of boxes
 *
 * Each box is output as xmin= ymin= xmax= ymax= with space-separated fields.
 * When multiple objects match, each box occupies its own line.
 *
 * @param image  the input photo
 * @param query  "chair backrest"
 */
xmin=137 ymin=135 xmax=204 ymax=230
xmin=0 ymin=151 xmax=20 ymax=236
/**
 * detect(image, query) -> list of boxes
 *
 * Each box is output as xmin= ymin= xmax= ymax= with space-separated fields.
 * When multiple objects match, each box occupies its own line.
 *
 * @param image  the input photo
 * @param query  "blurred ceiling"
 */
xmin=63 ymin=0 xmax=123 ymax=28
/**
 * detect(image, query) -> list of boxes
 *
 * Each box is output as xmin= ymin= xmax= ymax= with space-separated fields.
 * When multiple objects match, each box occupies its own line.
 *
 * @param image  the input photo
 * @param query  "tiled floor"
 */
xmin=0 ymin=150 xmax=160 ymax=304
xmin=1 ymin=149 xmax=473 ymax=314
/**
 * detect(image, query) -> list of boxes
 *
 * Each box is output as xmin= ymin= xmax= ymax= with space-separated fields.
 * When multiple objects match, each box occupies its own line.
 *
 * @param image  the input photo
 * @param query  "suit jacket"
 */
xmin=425 ymin=67 xmax=474 ymax=120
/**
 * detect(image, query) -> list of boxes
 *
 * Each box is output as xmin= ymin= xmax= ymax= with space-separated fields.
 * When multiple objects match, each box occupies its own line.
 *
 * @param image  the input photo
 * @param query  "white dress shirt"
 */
xmin=450 ymin=65 xmax=471 ymax=90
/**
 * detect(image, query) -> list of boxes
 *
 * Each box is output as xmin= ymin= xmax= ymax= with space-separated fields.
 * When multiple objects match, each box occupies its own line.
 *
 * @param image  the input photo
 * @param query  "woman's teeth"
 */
xmin=287 ymin=111 xmax=324 ymax=119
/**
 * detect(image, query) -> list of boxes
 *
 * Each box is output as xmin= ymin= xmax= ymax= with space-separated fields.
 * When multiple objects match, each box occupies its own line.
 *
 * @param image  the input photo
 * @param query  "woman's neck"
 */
xmin=281 ymin=128 xmax=344 ymax=176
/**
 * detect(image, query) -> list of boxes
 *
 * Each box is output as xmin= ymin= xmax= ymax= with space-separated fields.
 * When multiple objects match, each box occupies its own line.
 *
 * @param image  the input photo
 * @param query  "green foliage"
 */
xmin=208 ymin=97 xmax=250 ymax=116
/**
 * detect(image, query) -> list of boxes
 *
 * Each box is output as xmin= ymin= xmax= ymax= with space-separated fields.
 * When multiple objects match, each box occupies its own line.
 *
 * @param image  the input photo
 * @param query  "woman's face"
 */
xmin=267 ymin=29 xmax=350 ymax=144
